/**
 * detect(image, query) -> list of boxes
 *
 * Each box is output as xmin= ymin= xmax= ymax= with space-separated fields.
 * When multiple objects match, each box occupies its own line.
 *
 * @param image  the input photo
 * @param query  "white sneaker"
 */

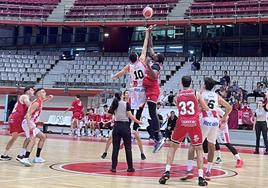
xmin=20 ymin=158 xmax=32 ymax=167
xmin=33 ymin=157 xmax=46 ymax=163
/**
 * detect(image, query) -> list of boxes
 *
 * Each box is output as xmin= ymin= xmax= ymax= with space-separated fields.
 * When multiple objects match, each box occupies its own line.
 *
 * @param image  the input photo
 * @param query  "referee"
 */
xmin=253 ymin=101 xmax=268 ymax=155
xmin=108 ymin=92 xmax=142 ymax=172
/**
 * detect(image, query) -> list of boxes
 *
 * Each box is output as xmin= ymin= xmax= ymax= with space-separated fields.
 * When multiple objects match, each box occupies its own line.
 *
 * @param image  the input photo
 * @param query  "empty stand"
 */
xmin=0 ymin=0 xmax=60 ymax=19
xmin=190 ymin=57 xmax=268 ymax=92
xmin=65 ymin=0 xmax=178 ymax=20
xmin=0 ymin=50 xmax=59 ymax=86
xmin=186 ymin=0 xmax=268 ymax=18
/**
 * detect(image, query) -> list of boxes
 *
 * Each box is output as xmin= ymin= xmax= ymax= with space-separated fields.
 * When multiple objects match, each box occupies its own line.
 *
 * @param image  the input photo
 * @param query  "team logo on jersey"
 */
xmin=193 ymin=134 xmax=200 ymax=142
xmin=203 ymin=119 xmax=219 ymax=127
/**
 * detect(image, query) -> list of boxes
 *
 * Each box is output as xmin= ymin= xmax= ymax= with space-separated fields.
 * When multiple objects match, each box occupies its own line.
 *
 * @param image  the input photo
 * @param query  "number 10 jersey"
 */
xmin=127 ymin=60 xmax=146 ymax=109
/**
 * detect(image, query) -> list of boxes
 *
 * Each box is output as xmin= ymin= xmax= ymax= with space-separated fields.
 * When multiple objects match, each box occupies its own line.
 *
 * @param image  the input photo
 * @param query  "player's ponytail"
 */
xmin=108 ymin=92 xmax=122 ymax=114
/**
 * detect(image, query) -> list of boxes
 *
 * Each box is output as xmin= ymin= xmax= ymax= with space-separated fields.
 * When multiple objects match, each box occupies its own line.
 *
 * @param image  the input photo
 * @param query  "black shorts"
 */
xmin=99 ymin=122 xmax=113 ymax=130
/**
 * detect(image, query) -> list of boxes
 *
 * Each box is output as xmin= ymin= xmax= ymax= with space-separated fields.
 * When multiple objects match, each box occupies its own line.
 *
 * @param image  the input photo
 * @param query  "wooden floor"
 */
xmin=0 ymin=134 xmax=267 ymax=188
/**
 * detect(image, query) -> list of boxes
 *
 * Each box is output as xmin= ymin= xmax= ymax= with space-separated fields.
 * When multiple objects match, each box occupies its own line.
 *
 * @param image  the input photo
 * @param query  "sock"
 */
xmin=19 ymin=148 xmax=26 ymax=156
xmin=217 ymin=150 xmax=222 ymax=158
xmin=198 ymin=169 xmax=204 ymax=178
xmin=204 ymin=153 xmax=208 ymax=160
xmin=24 ymin=151 xmax=31 ymax=158
xmin=235 ymin=154 xmax=241 ymax=160
xmin=207 ymin=162 xmax=213 ymax=173
xmin=165 ymin=164 xmax=171 ymax=172
xmin=36 ymin=148 xmax=42 ymax=157
xmin=3 ymin=149 xmax=8 ymax=156
xmin=187 ymin=160 xmax=193 ymax=172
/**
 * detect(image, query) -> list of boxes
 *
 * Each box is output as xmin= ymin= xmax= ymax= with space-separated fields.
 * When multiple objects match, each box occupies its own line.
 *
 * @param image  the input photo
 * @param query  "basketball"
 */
xmin=142 ymin=6 xmax=153 ymax=19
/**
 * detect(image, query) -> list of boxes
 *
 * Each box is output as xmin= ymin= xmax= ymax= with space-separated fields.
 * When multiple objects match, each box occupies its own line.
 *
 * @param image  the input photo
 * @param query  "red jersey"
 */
xmin=88 ymin=113 xmax=98 ymax=122
xmin=102 ymin=113 xmax=113 ymax=122
xmin=176 ymin=89 xmax=200 ymax=127
xmin=10 ymin=97 xmax=28 ymax=118
xmin=71 ymin=99 xmax=83 ymax=113
xmin=143 ymin=62 xmax=161 ymax=93
xmin=30 ymin=97 xmax=43 ymax=123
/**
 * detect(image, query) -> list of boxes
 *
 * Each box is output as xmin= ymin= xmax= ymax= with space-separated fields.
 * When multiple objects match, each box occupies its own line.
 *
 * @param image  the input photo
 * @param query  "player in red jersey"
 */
xmin=99 ymin=105 xmax=113 ymax=137
xmin=159 ymin=76 xmax=209 ymax=186
xmin=0 ymin=86 xmax=34 ymax=161
xmin=65 ymin=95 xmax=84 ymax=136
xmin=87 ymin=108 xmax=100 ymax=136
xmin=20 ymin=88 xmax=53 ymax=167
xmin=143 ymin=26 xmax=166 ymax=152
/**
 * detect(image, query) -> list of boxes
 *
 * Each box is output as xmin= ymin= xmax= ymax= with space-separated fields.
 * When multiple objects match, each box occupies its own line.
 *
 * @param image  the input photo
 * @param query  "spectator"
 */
xmin=167 ymin=91 xmax=175 ymax=106
xmin=191 ymin=61 xmax=201 ymax=71
xmin=164 ymin=111 xmax=178 ymax=140
xmin=211 ymin=40 xmax=219 ymax=57
xmin=230 ymin=80 xmax=240 ymax=93
xmin=159 ymin=91 xmax=168 ymax=105
xmin=239 ymin=101 xmax=254 ymax=130
xmin=220 ymin=71 xmax=230 ymax=86
xmin=247 ymin=82 xmax=265 ymax=98
xmin=262 ymin=76 xmax=268 ymax=88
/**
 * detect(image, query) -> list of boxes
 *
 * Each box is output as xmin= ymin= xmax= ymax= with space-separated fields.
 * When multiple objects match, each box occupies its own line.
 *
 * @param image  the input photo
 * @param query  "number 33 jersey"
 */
xmin=176 ymin=89 xmax=200 ymax=127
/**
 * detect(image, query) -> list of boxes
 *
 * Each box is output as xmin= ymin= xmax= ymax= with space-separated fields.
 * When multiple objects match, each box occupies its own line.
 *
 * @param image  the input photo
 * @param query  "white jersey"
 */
xmin=201 ymin=90 xmax=220 ymax=144
xmin=216 ymin=107 xmax=230 ymax=144
xmin=128 ymin=60 xmax=146 ymax=110
xmin=128 ymin=60 xmax=146 ymax=87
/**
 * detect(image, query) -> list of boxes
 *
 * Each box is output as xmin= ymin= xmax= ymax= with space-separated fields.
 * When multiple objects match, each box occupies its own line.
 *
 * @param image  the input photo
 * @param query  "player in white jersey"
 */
xmin=20 ymin=88 xmax=53 ymax=167
xmin=214 ymin=107 xmax=244 ymax=168
xmin=200 ymin=77 xmax=232 ymax=177
xmin=112 ymin=27 xmax=149 ymax=130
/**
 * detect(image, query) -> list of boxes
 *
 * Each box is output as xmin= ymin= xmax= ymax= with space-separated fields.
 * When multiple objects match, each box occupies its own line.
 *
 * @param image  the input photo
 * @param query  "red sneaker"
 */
xmin=235 ymin=159 xmax=244 ymax=168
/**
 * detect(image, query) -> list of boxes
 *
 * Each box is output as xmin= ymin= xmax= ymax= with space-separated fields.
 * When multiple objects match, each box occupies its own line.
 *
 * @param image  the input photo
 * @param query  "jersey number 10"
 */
xmin=134 ymin=70 xmax=144 ymax=80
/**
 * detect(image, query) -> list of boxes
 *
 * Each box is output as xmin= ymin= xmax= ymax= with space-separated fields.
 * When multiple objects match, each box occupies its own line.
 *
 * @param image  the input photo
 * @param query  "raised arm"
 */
xmin=111 ymin=65 xmax=129 ymax=80
xmin=21 ymin=95 xmax=31 ymax=107
xmin=139 ymin=28 xmax=150 ymax=63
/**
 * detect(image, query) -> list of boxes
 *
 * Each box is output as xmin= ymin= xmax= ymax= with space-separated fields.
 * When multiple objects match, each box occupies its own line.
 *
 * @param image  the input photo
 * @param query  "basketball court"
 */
xmin=0 ymin=134 xmax=267 ymax=188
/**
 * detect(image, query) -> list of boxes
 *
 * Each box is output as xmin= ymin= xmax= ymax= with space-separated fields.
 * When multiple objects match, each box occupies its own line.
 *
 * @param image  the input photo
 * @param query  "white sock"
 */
xmin=235 ymin=154 xmax=241 ymax=160
xmin=204 ymin=153 xmax=208 ymax=159
xmin=165 ymin=164 xmax=171 ymax=172
xmin=217 ymin=150 xmax=222 ymax=158
xmin=19 ymin=148 xmax=26 ymax=156
xmin=187 ymin=160 xmax=193 ymax=172
xmin=198 ymin=169 xmax=204 ymax=178
xmin=3 ymin=149 xmax=8 ymax=156
xmin=207 ymin=162 xmax=213 ymax=173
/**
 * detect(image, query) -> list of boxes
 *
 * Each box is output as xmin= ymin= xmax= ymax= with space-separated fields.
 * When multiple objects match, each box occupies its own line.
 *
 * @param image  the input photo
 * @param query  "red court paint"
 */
xmin=60 ymin=162 xmax=227 ymax=178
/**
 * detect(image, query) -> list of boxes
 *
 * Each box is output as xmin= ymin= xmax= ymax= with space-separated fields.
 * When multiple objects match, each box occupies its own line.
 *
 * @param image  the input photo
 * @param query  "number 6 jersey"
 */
xmin=176 ymin=89 xmax=200 ymax=127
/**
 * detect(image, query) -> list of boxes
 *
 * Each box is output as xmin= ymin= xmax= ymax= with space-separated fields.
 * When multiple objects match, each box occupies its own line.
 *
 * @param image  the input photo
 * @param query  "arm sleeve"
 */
xmin=126 ymin=102 xmax=131 ymax=111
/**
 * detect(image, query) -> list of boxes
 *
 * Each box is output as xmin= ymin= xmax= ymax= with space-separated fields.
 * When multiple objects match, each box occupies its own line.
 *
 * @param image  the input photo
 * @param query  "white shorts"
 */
xmin=217 ymin=124 xmax=230 ymax=144
xmin=129 ymin=87 xmax=146 ymax=110
xmin=201 ymin=117 xmax=220 ymax=144
xmin=22 ymin=119 xmax=41 ymax=138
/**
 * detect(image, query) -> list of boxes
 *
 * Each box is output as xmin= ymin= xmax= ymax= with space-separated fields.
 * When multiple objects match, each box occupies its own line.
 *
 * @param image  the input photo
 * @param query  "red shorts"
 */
xmin=145 ymin=88 xmax=160 ymax=103
xmin=72 ymin=112 xmax=83 ymax=120
xmin=8 ymin=115 xmax=24 ymax=134
xmin=171 ymin=122 xmax=203 ymax=145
